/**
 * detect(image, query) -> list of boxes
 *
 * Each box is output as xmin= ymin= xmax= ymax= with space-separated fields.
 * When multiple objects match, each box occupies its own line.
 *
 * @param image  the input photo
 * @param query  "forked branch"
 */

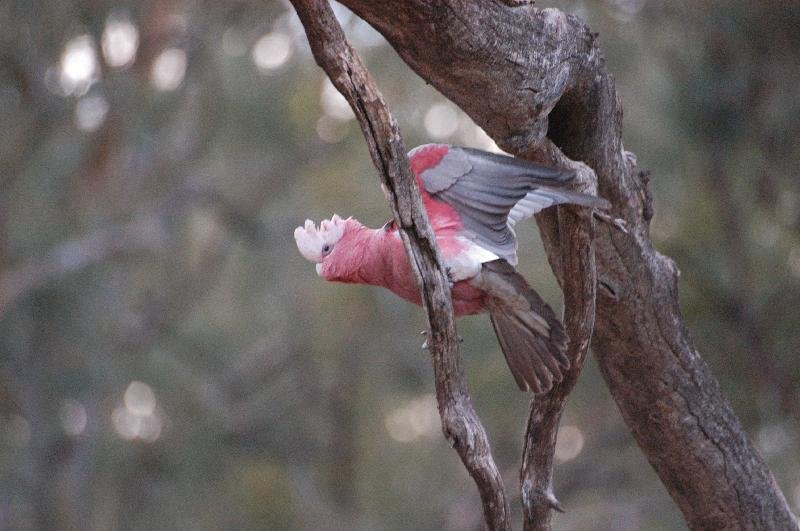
xmin=334 ymin=1 xmax=798 ymax=529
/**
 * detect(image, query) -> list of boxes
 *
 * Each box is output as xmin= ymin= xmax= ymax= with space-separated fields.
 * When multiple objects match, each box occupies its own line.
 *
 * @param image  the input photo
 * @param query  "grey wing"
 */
xmin=413 ymin=145 xmax=573 ymax=194
xmin=413 ymin=145 xmax=609 ymax=265
xmin=507 ymin=189 xmax=611 ymax=230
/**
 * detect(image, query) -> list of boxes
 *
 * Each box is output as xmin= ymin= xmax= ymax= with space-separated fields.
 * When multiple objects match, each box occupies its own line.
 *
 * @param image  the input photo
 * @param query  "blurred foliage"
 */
xmin=0 ymin=0 xmax=798 ymax=529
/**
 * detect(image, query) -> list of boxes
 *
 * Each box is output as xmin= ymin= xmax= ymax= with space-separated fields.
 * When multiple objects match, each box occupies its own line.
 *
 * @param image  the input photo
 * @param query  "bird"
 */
xmin=294 ymin=143 xmax=610 ymax=394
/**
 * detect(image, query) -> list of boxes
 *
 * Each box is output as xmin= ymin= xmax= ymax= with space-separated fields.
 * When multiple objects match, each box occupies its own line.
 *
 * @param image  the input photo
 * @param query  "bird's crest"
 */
xmin=294 ymin=214 xmax=347 ymax=263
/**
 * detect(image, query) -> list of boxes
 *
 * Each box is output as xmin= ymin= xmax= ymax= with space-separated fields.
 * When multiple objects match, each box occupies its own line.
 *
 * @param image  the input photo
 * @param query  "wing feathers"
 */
xmin=508 ymin=188 xmax=611 ymax=229
xmin=410 ymin=144 xmax=609 ymax=264
xmin=474 ymin=260 xmax=569 ymax=394
xmin=459 ymin=147 xmax=576 ymax=184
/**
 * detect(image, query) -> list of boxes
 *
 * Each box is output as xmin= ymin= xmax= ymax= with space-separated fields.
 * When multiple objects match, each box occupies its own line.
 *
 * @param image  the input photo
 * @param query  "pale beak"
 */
xmin=315 ymin=263 xmax=323 ymax=276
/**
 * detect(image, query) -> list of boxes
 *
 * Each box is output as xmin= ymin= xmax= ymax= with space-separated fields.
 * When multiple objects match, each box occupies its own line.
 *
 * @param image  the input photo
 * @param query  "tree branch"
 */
xmin=335 ymin=1 xmax=798 ymax=529
xmin=289 ymin=1 xmax=511 ymax=528
xmin=0 ymin=214 xmax=164 ymax=320
xmin=521 ymin=140 xmax=598 ymax=529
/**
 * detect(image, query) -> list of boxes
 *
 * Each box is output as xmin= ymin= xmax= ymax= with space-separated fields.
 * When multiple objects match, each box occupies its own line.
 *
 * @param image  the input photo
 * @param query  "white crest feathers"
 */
xmin=294 ymin=214 xmax=346 ymax=263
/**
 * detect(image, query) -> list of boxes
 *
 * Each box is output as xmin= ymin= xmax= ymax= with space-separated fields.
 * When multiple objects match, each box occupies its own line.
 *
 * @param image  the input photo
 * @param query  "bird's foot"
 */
xmin=593 ymin=210 xmax=628 ymax=234
xmin=421 ymin=331 xmax=462 ymax=349
xmin=445 ymin=266 xmax=455 ymax=289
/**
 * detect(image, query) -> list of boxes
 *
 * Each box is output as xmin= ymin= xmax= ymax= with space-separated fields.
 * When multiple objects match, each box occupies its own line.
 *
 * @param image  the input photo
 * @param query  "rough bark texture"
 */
xmin=521 ymin=141 xmax=598 ymax=530
xmin=331 ymin=1 xmax=798 ymax=529
xmin=290 ymin=1 xmax=511 ymax=528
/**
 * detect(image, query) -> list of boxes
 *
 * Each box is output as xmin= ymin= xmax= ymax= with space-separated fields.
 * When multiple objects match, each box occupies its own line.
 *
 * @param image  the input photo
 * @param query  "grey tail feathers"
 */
xmin=480 ymin=260 xmax=570 ymax=394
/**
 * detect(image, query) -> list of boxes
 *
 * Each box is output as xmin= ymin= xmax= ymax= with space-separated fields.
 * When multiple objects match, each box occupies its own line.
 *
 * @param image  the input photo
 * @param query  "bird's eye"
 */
xmin=322 ymin=244 xmax=332 ymax=254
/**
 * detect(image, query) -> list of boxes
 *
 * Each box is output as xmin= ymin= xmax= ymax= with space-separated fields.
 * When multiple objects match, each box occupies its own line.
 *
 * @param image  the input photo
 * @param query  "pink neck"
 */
xmin=324 ymin=225 xmax=397 ymax=288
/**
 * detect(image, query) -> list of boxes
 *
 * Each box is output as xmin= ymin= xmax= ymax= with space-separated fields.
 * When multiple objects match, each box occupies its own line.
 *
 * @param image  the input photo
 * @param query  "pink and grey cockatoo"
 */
xmin=294 ymin=144 xmax=609 ymax=394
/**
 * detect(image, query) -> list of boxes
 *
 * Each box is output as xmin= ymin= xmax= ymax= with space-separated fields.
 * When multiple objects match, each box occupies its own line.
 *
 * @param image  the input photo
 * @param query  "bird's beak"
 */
xmin=315 ymin=263 xmax=323 ymax=276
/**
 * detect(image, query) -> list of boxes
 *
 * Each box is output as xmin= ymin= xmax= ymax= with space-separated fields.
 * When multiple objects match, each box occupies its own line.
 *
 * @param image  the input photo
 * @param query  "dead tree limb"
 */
xmin=289 ymin=1 xmax=511 ymax=528
xmin=521 ymin=141 xmax=598 ymax=529
xmin=332 ymin=1 xmax=798 ymax=529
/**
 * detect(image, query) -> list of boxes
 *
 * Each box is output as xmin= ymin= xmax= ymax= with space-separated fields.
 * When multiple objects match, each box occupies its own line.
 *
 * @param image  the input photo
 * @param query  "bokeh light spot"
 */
xmin=137 ymin=413 xmax=163 ymax=443
xmin=60 ymin=35 xmax=99 ymax=96
xmin=607 ymin=0 xmax=646 ymax=22
xmin=112 ymin=381 xmax=163 ymax=443
xmin=756 ymin=422 xmax=793 ymax=457
xmin=75 ymin=95 xmax=109 ymax=132
xmin=124 ymin=381 xmax=156 ymax=416
xmin=384 ymin=394 xmax=440 ymax=443
xmin=102 ymin=15 xmax=139 ymax=68
xmin=151 ymin=48 xmax=187 ymax=91
xmin=424 ymin=103 xmax=459 ymax=140
xmin=320 ymin=79 xmax=353 ymax=121
xmin=252 ymin=32 xmax=292 ymax=72
xmin=112 ymin=406 xmax=140 ymax=440
xmin=555 ymin=425 xmax=585 ymax=462
xmin=60 ymin=399 xmax=88 ymax=436
xmin=316 ymin=115 xmax=348 ymax=143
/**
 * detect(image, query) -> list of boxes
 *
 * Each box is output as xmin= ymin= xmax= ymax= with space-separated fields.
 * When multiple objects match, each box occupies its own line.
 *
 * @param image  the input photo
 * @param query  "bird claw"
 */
xmin=445 ymin=266 xmax=455 ymax=289
xmin=593 ymin=210 xmax=628 ymax=234
xmin=422 ymin=336 xmax=462 ymax=349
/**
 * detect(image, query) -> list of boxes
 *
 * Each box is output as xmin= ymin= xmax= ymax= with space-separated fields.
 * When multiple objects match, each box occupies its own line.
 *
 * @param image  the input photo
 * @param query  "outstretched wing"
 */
xmin=409 ymin=144 xmax=609 ymax=265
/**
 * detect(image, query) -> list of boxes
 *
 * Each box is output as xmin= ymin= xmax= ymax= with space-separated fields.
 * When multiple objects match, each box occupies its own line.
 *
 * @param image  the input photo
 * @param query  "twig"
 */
xmin=0 ymin=184 xmax=267 ymax=321
xmin=289 ymin=1 xmax=511 ymax=528
xmin=0 ymin=214 xmax=164 ymax=320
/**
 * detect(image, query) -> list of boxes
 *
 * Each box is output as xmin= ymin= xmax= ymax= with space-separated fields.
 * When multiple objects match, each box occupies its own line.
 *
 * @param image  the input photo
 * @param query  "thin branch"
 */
xmin=289 ymin=1 xmax=511 ymax=528
xmin=0 ymin=184 xmax=267 ymax=321
xmin=520 ymin=141 xmax=598 ymax=529
xmin=0 ymin=214 xmax=164 ymax=320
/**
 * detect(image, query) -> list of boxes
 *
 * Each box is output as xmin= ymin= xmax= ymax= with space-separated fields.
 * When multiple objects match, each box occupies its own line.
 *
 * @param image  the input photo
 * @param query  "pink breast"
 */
xmin=384 ymin=240 xmax=486 ymax=317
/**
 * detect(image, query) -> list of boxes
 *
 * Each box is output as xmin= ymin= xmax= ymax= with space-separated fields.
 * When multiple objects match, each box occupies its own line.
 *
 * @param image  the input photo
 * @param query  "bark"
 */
xmin=521 ymin=142 xmax=598 ymax=530
xmin=322 ymin=1 xmax=798 ymax=529
xmin=290 ymin=1 xmax=511 ymax=528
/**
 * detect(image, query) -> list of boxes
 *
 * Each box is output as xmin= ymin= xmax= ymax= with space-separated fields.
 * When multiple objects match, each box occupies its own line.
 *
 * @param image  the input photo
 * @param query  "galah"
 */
xmin=294 ymin=144 xmax=609 ymax=394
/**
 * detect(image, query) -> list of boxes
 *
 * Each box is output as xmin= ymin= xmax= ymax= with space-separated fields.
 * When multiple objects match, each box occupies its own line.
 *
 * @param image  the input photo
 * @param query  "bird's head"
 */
xmin=294 ymin=214 xmax=363 ymax=278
